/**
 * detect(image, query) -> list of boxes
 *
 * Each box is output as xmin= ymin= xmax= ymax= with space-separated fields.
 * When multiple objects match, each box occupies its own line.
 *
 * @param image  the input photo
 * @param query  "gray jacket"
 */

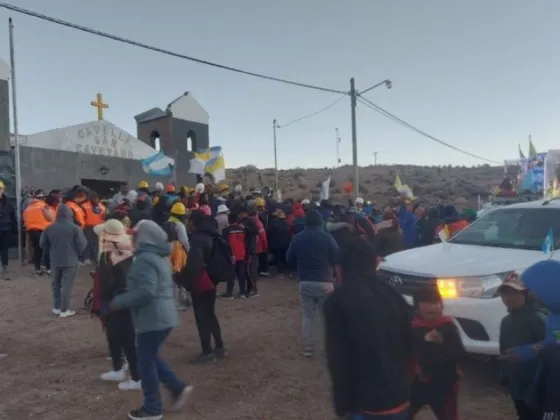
xmin=40 ymin=204 xmax=87 ymax=267
xmin=112 ymin=220 xmax=179 ymax=334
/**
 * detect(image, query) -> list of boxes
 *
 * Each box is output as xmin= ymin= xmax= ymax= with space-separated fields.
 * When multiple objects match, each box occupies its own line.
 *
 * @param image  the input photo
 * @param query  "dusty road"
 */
xmin=0 ymin=266 xmax=514 ymax=419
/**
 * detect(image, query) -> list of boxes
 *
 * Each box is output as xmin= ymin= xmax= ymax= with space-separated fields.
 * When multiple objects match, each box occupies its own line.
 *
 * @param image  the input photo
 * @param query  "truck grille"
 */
xmin=377 ymin=269 xmax=436 ymax=296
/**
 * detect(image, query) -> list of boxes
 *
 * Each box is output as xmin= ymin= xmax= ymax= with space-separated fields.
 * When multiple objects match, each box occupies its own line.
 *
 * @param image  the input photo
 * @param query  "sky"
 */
xmin=0 ymin=0 xmax=559 ymax=169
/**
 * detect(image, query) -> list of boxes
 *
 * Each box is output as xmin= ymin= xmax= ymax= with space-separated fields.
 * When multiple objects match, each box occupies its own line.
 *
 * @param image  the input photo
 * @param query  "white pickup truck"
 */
xmin=378 ymin=199 xmax=559 ymax=356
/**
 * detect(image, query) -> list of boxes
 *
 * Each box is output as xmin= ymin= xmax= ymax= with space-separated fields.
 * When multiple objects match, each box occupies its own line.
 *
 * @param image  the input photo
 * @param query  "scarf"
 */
xmin=100 ymin=235 xmax=134 ymax=265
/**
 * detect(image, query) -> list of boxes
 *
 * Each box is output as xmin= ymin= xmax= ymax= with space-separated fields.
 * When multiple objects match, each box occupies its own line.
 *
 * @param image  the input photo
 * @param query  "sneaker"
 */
xmin=169 ymin=385 xmax=194 ymax=412
xmin=213 ymin=347 xmax=228 ymax=359
xmin=52 ymin=308 xmax=61 ymax=316
xmin=34 ymin=270 xmax=42 ymax=277
xmin=46 ymin=270 xmax=52 ymax=276
xmin=301 ymin=349 xmax=314 ymax=358
xmin=128 ymin=408 xmax=162 ymax=420
xmin=101 ymin=369 xmax=127 ymax=382
xmin=258 ymin=271 xmax=270 ymax=277
xmin=238 ymin=293 xmax=248 ymax=299
xmin=189 ymin=353 xmax=216 ymax=365
xmin=249 ymin=290 xmax=260 ymax=299
xmin=219 ymin=292 xmax=234 ymax=300
xmin=118 ymin=379 xmax=142 ymax=391
xmin=2 ymin=267 xmax=9 ymax=281
xmin=58 ymin=310 xmax=76 ymax=318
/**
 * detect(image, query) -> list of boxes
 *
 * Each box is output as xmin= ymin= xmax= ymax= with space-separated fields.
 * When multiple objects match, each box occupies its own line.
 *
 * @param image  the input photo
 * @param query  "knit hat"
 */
xmin=94 ymin=219 xmax=129 ymax=243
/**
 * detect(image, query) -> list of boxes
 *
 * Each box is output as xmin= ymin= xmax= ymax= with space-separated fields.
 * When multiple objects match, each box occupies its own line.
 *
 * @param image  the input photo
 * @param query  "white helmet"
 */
xmin=355 ymin=197 xmax=365 ymax=205
xmin=301 ymin=199 xmax=311 ymax=205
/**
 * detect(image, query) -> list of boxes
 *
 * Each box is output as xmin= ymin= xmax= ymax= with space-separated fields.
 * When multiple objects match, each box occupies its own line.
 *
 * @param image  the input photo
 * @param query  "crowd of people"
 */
xmin=11 ymin=179 xmax=558 ymax=419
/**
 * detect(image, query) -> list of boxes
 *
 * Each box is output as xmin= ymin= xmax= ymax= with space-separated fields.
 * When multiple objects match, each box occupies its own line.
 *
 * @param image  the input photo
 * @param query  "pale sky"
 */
xmin=0 ymin=0 xmax=558 ymax=169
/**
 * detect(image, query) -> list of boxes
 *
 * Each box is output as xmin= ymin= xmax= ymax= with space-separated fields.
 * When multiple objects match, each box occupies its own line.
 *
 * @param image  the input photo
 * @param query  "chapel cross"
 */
xmin=90 ymin=93 xmax=109 ymax=120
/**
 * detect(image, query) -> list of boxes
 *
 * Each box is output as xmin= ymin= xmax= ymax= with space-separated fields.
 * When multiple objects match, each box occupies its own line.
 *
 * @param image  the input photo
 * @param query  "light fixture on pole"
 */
xmin=335 ymin=128 xmax=341 ymax=168
xmin=349 ymin=78 xmax=392 ymax=198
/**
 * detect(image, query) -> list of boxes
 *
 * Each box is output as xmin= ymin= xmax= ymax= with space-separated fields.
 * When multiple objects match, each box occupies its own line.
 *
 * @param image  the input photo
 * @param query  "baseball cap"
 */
xmin=498 ymin=272 xmax=526 ymax=292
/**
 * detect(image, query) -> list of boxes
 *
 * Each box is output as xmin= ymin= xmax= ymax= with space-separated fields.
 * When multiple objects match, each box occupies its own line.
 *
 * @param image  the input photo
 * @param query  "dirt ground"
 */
xmin=0 ymin=266 xmax=515 ymax=420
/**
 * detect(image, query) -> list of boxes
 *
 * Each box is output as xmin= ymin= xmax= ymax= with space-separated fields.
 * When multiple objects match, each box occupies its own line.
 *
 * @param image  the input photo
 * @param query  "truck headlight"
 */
xmin=437 ymin=274 xmax=507 ymax=299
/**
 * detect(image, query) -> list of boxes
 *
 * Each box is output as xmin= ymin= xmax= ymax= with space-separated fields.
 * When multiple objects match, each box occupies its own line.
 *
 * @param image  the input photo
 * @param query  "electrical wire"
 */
xmin=277 ymin=94 xmax=348 ymax=129
xmin=0 ymin=3 xmax=347 ymax=95
xmin=357 ymin=95 xmax=501 ymax=164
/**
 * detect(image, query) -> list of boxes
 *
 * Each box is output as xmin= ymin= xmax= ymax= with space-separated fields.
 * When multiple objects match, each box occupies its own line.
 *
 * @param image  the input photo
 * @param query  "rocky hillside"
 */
xmin=225 ymin=164 xmax=505 ymax=205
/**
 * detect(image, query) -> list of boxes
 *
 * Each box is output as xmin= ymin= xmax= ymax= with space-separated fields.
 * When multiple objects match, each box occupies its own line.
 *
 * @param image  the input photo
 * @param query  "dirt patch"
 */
xmin=0 ymin=266 xmax=514 ymax=419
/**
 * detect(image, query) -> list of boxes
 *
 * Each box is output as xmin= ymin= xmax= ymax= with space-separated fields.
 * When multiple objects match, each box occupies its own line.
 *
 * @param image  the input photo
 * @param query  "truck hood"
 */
xmin=380 ymin=242 xmax=548 ymax=278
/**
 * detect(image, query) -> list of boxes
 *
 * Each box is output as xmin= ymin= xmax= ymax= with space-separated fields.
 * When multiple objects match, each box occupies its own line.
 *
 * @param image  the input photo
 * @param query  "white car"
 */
xmin=378 ymin=198 xmax=559 ymax=356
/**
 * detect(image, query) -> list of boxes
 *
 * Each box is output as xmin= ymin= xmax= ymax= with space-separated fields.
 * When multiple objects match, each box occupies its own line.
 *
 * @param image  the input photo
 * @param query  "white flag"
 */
xmin=320 ymin=176 xmax=331 ymax=200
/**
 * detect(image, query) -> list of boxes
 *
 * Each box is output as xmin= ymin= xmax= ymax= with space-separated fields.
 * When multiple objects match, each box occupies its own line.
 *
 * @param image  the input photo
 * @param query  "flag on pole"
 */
xmin=529 ymin=138 xmax=537 ymax=158
xmin=438 ymin=224 xmax=451 ymax=242
xmin=518 ymin=144 xmax=526 ymax=159
xmin=542 ymin=228 xmax=554 ymax=258
xmin=320 ymin=176 xmax=331 ymax=200
xmin=189 ymin=146 xmax=226 ymax=183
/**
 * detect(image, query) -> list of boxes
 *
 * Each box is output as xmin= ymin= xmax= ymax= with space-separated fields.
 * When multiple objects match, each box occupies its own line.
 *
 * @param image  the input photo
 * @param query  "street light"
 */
xmin=349 ymin=78 xmax=392 ymax=198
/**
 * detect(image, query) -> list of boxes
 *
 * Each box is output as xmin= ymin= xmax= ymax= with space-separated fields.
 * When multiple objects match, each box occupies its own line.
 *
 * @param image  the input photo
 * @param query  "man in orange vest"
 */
xmin=23 ymin=190 xmax=54 ymax=276
xmin=82 ymin=192 xmax=106 ymax=265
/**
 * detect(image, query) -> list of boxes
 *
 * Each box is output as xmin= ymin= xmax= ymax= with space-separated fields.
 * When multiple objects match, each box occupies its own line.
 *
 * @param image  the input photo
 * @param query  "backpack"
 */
xmin=162 ymin=222 xmax=188 ymax=274
xmin=205 ymin=233 xmax=235 ymax=285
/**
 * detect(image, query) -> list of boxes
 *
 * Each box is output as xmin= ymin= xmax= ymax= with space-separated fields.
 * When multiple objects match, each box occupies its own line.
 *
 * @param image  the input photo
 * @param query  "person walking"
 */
xmin=286 ymin=209 xmax=341 ymax=357
xmin=95 ymin=219 xmax=141 ymax=391
xmin=40 ymin=204 xmax=87 ymax=318
xmin=0 ymin=181 xmax=16 ymax=280
xmin=22 ymin=190 xmax=53 ymax=276
xmin=109 ymin=220 xmax=191 ymax=420
xmin=183 ymin=211 xmax=227 ymax=364
xmin=324 ymin=236 xmax=412 ymax=419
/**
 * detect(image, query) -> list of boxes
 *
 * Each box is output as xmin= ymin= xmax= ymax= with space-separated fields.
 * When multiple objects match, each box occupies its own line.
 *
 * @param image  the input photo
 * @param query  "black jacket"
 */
xmin=267 ymin=217 xmax=290 ymax=250
xmin=0 ymin=195 xmax=16 ymax=232
xmin=97 ymin=252 xmax=133 ymax=302
xmin=324 ymin=276 xmax=412 ymax=416
xmin=239 ymin=216 xmax=258 ymax=255
xmin=411 ymin=314 xmax=464 ymax=388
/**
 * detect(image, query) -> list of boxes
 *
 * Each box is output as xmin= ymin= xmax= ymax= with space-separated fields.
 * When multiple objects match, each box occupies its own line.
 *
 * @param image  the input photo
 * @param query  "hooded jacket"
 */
xmin=111 ymin=220 xmax=178 ymax=333
xmin=182 ymin=217 xmax=217 ymax=296
xmin=397 ymin=204 xmax=416 ymax=248
xmin=40 ymin=204 xmax=87 ymax=267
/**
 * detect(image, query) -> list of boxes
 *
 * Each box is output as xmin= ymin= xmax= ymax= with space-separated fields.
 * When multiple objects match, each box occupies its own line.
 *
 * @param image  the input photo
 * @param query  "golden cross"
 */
xmin=90 ymin=93 xmax=109 ymax=120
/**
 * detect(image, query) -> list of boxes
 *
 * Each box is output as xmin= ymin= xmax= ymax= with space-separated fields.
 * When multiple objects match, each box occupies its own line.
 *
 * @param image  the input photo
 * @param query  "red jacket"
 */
xmin=287 ymin=203 xmax=305 ymax=236
xmin=224 ymin=223 xmax=246 ymax=263
xmin=251 ymin=215 xmax=268 ymax=253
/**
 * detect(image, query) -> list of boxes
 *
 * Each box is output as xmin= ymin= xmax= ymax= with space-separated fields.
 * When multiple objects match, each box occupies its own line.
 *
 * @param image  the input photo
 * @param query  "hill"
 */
xmin=225 ymin=164 xmax=505 ymax=205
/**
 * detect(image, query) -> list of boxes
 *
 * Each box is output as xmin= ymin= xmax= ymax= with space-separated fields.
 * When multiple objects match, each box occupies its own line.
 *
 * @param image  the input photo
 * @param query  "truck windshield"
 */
xmin=451 ymin=207 xmax=560 ymax=251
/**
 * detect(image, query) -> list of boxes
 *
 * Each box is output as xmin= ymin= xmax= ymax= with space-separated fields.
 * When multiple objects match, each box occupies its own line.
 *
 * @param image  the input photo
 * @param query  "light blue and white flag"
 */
xmin=542 ymin=228 xmax=554 ymax=258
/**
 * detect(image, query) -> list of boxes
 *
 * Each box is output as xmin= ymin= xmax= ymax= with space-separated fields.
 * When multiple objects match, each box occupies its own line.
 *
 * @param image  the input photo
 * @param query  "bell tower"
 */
xmin=134 ymin=92 xmax=210 ymax=185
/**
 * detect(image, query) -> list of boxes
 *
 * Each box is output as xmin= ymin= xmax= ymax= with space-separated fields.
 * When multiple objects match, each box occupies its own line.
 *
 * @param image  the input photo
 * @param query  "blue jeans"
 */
xmin=348 ymin=411 xmax=408 ymax=420
xmin=137 ymin=328 xmax=186 ymax=415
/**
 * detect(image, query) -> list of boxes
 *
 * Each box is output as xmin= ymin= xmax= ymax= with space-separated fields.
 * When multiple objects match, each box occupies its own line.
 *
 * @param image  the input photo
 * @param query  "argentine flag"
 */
xmin=542 ymin=228 xmax=554 ymax=258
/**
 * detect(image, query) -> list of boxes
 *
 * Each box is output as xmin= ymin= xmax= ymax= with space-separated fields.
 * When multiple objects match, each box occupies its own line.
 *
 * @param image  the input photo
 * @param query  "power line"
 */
xmin=0 ymin=2 xmax=347 ymax=95
xmin=277 ymin=94 xmax=348 ymax=129
xmin=357 ymin=95 xmax=501 ymax=164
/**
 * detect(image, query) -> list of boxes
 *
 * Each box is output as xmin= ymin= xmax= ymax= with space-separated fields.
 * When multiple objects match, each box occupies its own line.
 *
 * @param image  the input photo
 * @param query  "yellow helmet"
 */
xmin=255 ymin=197 xmax=265 ymax=208
xmin=170 ymin=202 xmax=187 ymax=216
xmin=139 ymin=180 xmax=149 ymax=189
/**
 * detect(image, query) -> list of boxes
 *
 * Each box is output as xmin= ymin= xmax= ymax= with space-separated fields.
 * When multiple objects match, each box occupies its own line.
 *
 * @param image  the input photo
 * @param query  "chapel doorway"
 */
xmin=81 ymin=178 xmax=123 ymax=198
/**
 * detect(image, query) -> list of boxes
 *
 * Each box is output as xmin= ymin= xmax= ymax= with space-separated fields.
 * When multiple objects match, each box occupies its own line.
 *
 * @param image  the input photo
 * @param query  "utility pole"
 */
xmin=373 ymin=151 xmax=378 ymax=166
xmin=335 ymin=127 xmax=341 ymax=168
xmin=350 ymin=78 xmax=359 ymax=199
xmin=273 ymin=118 xmax=279 ymax=196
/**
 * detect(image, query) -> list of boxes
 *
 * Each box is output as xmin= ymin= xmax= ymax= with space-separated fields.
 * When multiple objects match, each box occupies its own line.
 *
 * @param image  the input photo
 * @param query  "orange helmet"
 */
xmin=166 ymin=184 xmax=176 ymax=193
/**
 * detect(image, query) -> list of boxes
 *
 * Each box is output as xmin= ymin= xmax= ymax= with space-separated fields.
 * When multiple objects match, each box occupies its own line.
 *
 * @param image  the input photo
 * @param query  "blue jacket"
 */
xmin=286 ymin=227 xmax=339 ymax=283
xmin=398 ymin=205 xmax=417 ymax=248
xmin=112 ymin=221 xmax=178 ymax=334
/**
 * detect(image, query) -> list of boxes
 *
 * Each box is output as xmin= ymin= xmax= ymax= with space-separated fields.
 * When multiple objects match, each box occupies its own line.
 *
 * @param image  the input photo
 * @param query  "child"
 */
xmin=220 ymin=213 xmax=248 ymax=299
xmin=498 ymin=272 xmax=545 ymax=420
xmin=408 ymin=287 xmax=464 ymax=420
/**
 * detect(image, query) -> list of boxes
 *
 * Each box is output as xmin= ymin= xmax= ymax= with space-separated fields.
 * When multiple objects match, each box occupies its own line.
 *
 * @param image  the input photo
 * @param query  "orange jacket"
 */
xmin=23 ymin=200 xmax=51 ymax=231
xmin=65 ymin=201 xmax=86 ymax=228
xmin=82 ymin=201 xmax=106 ymax=227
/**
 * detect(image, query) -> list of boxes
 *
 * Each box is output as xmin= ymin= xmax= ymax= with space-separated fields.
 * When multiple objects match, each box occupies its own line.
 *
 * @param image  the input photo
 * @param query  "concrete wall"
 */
xmin=19 ymin=146 xmax=176 ymax=192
